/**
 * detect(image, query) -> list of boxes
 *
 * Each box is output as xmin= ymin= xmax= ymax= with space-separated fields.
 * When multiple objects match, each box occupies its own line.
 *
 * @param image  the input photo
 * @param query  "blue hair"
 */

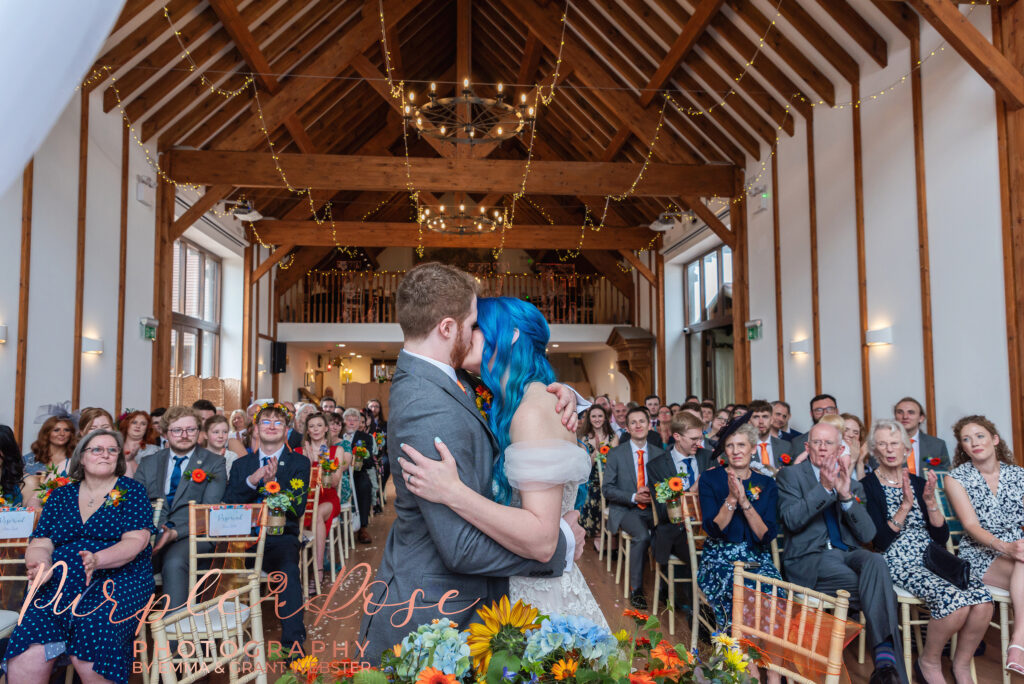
xmin=477 ymin=297 xmax=557 ymax=505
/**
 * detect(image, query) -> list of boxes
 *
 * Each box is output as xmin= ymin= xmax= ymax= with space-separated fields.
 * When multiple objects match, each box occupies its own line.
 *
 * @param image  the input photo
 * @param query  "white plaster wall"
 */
xmin=581 ymin=349 xmax=629 ymax=402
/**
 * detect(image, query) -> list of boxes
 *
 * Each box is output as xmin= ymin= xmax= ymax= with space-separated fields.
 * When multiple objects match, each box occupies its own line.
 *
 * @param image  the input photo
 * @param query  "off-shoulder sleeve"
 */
xmin=504 ymin=440 xmax=591 ymax=491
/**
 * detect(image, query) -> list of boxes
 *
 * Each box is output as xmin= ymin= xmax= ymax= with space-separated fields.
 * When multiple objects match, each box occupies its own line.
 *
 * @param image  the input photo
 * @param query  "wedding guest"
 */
xmin=118 ymin=409 xmax=160 ymax=477
xmin=894 ymin=397 xmax=951 ymax=475
xmin=577 ymin=405 xmax=618 ymax=547
xmin=789 ymin=394 xmax=839 ymax=455
xmin=604 ymin=406 xmax=670 ymax=609
xmin=843 ymin=413 xmax=871 ymax=478
xmin=748 ymin=400 xmax=791 ymax=474
xmin=705 ymin=409 xmax=731 ymax=447
xmin=78 ymin=407 xmax=114 ymax=437
xmin=366 ymin=399 xmax=390 ymax=504
xmin=340 ymin=408 xmax=376 ymax=543
xmin=191 ymin=399 xmax=216 ymax=424
xmin=655 ymin=406 xmax=674 ymax=448
xmin=771 ymin=400 xmax=799 ymax=442
xmin=225 ymin=403 xmax=310 ymax=657
xmin=731 ymin=404 xmax=749 ymax=420
xmin=327 ymin=412 xmax=344 ymax=445
xmin=25 ymin=415 xmax=76 ymax=478
xmin=944 ymin=415 xmax=1024 ymax=675
xmin=668 ymin=402 xmax=681 ymax=416
xmin=320 ymin=396 xmax=337 ymax=413
xmin=228 ymin=408 xmax=249 ymax=439
xmin=0 ymin=426 xmax=30 ymax=506
xmin=700 ymin=401 xmax=715 ymax=426
xmin=777 ymin=421 xmax=905 ymax=682
xmin=204 ymin=414 xmax=241 ymax=473
xmin=295 ymin=411 xmax=346 ymax=588
xmin=645 ymin=395 xmax=661 ymax=426
xmin=611 ymin=401 xmax=628 ymax=434
xmin=5 ymin=429 xmax=154 ymax=684
xmin=594 ymin=395 xmax=611 ymax=414
xmin=862 ymin=419 xmax=992 ymax=684
xmin=698 ymin=423 xmax=782 ymax=632
xmin=150 ymin=407 xmax=168 ymax=448
xmin=288 ymin=404 xmax=315 ymax=450
xmin=134 ymin=406 xmax=227 ymax=613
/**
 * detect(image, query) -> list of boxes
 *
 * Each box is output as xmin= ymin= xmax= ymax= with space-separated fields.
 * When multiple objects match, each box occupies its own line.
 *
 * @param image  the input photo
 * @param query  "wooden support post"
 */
xmin=733 ymin=194 xmax=751 ymax=402
xmin=807 ymin=111 xmax=823 ymax=394
xmin=151 ymin=175 xmax=175 ymax=408
xmin=72 ymin=93 xmax=88 ymax=409
xmin=852 ymin=82 xmax=872 ymax=425
xmin=771 ymin=148 xmax=785 ymax=401
xmin=656 ymin=240 xmax=666 ymax=397
xmin=242 ymin=245 xmax=254 ymax=405
xmin=116 ymin=125 xmax=129 ymax=417
xmin=15 ymin=160 xmax=33 ymax=444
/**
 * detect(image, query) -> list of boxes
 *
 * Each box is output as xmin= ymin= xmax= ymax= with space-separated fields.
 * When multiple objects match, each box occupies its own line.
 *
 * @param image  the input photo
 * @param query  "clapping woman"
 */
xmin=4 ymin=429 xmax=155 ymax=684
xmin=944 ymin=415 xmax=1024 ymax=676
xmin=861 ymin=420 xmax=991 ymax=684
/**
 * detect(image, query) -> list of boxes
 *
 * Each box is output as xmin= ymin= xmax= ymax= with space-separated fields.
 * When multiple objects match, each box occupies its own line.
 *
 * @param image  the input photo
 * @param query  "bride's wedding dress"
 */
xmin=504 ymin=439 xmax=610 ymax=630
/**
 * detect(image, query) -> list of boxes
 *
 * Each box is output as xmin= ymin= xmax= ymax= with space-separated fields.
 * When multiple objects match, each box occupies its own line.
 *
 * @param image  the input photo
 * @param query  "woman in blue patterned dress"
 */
xmin=697 ymin=423 xmax=783 ymax=631
xmin=5 ymin=429 xmax=155 ymax=684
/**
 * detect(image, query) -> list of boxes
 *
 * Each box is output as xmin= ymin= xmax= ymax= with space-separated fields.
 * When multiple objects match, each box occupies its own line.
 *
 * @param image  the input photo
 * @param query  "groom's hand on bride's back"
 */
xmin=546 ymin=383 xmax=579 ymax=433
xmin=562 ymin=510 xmax=586 ymax=561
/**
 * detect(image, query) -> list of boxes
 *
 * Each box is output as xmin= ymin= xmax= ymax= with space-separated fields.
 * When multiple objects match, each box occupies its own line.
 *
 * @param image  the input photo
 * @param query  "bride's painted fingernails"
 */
xmin=400 ymin=442 xmax=406 ymax=449
xmin=434 ymin=436 xmax=442 ymax=444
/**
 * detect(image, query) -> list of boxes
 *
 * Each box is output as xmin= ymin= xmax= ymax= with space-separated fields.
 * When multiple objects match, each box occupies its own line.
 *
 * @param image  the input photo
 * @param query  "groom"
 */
xmin=359 ymin=263 xmax=584 ymax=661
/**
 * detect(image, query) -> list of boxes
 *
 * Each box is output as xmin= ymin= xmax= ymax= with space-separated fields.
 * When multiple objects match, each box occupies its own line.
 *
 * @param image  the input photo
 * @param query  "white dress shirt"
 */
xmin=247 ymin=445 xmax=286 ymax=489
xmin=402 ymin=349 xmax=460 ymax=385
xmin=164 ymin=448 xmax=195 ymax=497
xmin=629 ymin=440 xmax=651 ymax=504
xmin=670 ymin=447 xmax=699 ymax=489
xmin=756 ymin=439 xmax=776 ymax=470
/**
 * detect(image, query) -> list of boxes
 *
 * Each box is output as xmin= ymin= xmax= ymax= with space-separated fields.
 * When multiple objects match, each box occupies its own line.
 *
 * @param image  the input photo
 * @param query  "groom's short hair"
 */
xmin=397 ymin=263 xmax=477 ymax=340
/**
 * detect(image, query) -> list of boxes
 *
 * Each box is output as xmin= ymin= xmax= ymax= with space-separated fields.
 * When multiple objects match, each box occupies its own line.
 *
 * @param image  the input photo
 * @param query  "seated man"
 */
xmin=777 ymin=422 xmax=905 ymax=683
xmin=603 ymin=407 xmax=670 ymax=610
xmin=134 ymin=405 xmax=227 ymax=613
xmin=748 ymin=399 xmax=792 ymax=474
xmin=226 ymin=403 xmax=310 ymax=659
xmin=893 ymin=396 xmax=950 ymax=474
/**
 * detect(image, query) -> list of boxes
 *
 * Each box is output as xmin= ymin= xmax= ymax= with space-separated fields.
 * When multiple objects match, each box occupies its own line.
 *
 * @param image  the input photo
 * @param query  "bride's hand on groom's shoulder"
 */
xmin=546 ymin=383 xmax=579 ymax=433
xmin=399 ymin=438 xmax=462 ymax=504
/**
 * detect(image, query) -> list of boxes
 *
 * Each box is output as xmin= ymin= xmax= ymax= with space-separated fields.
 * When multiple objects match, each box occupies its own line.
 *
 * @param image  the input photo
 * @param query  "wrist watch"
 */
xmin=741 ymin=502 xmax=752 ymax=511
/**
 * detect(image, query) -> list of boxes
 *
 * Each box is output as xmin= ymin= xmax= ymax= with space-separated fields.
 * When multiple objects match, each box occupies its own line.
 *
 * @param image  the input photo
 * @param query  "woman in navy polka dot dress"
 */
xmin=5 ymin=429 xmax=155 ymax=684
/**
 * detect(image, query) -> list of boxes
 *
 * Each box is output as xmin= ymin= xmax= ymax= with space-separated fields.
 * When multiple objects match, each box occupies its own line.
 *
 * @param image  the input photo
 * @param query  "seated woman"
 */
xmin=944 ymin=415 xmax=1024 ymax=676
xmin=842 ymin=413 xmax=871 ymax=479
xmin=117 ymin=409 xmax=160 ymax=477
xmin=4 ymin=429 xmax=155 ymax=684
xmin=704 ymin=409 xmax=731 ymax=448
xmin=0 ymin=426 xmax=31 ymax=506
xmin=77 ymin=407 xmax=114 ymax=438
xmin=295 ymin=411 xmax=348 ymax=588
xmin=861 ymin=419 xmax=991 ymax=684
xmin=697 ymin=422 xmax=782 ymax=634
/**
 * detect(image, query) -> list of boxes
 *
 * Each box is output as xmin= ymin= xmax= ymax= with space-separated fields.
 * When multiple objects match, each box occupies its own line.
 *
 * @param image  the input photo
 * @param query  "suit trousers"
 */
xmin=813 ymin=548 xmax=906 ymax=681
xmin=618 ymin=507 xmax=654 ymax=591
xmin=354 ymin=467 xmax=372 ymax=527
xmin=259 ymin=534 xmax=306 ymax=649
xmin=153 ymin=537 xmax=214 ymax=611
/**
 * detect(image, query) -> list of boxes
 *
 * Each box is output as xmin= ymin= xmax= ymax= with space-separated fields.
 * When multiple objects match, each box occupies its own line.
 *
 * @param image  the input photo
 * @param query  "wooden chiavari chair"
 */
xmin=298 ymin=466 xmax=322 ymax=597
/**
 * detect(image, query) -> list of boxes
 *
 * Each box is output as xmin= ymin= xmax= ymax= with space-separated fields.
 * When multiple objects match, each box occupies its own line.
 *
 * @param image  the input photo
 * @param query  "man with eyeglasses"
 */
xmin=788 ymin=393 xmax=839 ymax=457
xmin=225 ymin=403 xmax=310 ymax=660
xmin=777 ymin=422 xmax=905 ymax=683
xmin=134 ymin=405 xmax=227 ymax=617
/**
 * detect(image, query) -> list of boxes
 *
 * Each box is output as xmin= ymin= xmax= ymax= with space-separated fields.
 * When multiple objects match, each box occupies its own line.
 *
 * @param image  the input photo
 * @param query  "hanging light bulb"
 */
xmin=430 ymin=82 xmax=437 ymax=92
xmin=408 ymin=91 xmax=415 ymax=102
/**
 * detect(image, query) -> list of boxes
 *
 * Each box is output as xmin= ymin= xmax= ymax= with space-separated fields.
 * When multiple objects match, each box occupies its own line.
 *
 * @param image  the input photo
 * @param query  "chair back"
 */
xmin=0 ymin=507 xmax=37 ymax=605
xmin=680 ymin=492 xmax=706 ymax=565
xmin=730 ymin=561 xmax=851 ymax=684
xmin=300 ymin=466 xmax=322 ymax=542
xmin=187 ymin=503 xmax=267 ymax=600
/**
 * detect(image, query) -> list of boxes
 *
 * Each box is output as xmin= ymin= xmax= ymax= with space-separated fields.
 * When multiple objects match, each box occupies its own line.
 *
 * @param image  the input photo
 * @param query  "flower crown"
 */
xmin=256 ymin=401 xmax=293 ymax=422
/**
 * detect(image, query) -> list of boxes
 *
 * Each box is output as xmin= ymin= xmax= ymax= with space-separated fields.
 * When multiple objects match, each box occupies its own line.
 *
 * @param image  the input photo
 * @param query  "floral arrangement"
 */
xmin=746 ymin=483 xmax=762 ymax=502
xmin=256 ymin=401 xmax=293 ymax=422
xmin=475 ymin=386 xmax=493 ymax=420
xmin=36 ymin=465 xmax=72 ymax=506
xmin=184 ymin=467 xmax=210 ymax=483
xmin=654 ymin=475 xmax=686 ymax=504
xmin=374 ymin=432 xmax=386 ymax=449
xmin=382 ymin=618 xmax=471 ymax=680
xmin=319 ymin=445 xmax=340 ymax=474
xmin=259 ymin=478 xmax=304 ymax=516
xmin=104 ymin=485 xmax=129 ymax=508
xmin=598 ymin=444 xmax=611 ymax=463
xmin=353 ymin=444 xmax=370 ymax=464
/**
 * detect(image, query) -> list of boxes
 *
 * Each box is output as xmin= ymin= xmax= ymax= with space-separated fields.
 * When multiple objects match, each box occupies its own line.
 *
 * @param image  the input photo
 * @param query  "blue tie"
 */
xmin=167 ymin=455 xmax=187 ymax=508
xmin=684 ymin=457 xmax=697 ymax=489
xmin=823 ymin=503 xmax=849 ymax=551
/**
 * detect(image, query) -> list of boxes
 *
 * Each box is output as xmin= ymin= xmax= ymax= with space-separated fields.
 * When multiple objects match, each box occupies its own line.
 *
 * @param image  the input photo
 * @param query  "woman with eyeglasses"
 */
xmin=4 ymin=429 xmax=155 ymax=684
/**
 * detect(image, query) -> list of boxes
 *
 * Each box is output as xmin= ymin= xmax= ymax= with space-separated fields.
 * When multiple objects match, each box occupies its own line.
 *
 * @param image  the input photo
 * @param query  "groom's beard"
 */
xmin=449 ymin=321 xmax=470 ymax=369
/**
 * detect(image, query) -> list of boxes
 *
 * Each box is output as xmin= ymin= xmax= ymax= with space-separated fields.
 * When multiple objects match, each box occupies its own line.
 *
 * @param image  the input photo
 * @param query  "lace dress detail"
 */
xmin=505 ymin=440 xmax=610 ymax=629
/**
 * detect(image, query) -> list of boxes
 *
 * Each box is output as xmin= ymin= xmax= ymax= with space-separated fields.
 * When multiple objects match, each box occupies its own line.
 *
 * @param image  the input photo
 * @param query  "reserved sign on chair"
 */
xmin=0 ymin=508 xmax=35 ymax=539
xmin=208 ymin=505 xmax=254 ymax=537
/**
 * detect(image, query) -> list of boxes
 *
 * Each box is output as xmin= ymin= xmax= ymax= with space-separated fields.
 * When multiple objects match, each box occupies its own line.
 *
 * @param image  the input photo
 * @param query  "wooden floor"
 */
xmin=246 ymin=486 xmax=1021 ymax=683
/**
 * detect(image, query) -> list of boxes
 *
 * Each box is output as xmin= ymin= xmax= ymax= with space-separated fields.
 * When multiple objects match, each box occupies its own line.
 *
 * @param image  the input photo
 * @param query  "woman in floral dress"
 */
xmin=577 ymin=405 xmax=618 ymax=549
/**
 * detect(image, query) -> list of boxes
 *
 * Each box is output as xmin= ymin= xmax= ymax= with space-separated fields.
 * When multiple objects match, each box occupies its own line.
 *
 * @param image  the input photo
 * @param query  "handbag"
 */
xmin=923 ymin=541 xmax=970 ymax=591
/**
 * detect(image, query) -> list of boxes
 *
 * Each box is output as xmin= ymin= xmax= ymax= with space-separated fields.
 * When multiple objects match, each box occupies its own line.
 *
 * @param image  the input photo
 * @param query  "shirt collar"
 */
xmin=169 ymin=447 xmax=195 ymax=461
xmin=258 ymin=445 xmax=286 ymax=462
xmin=403 ymin=348 xmax=459 ymax=386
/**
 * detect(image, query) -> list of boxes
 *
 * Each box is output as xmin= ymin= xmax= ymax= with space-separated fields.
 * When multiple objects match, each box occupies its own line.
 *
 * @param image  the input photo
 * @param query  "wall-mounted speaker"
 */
xmin=271 ymin=341 xmax=287 ymax=374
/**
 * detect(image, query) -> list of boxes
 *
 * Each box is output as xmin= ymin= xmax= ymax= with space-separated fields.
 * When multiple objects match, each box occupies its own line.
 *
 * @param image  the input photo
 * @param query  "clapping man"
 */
xmin=777 ymin=422 xmax=905 ymax=682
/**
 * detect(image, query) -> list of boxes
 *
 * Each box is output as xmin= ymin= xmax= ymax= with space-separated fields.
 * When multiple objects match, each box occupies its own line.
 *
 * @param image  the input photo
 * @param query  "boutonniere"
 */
xmin=475 ymin=386 xmax=493 ymax=419
xmin=184 ymin=468 xmax=211 ymax=483
xmin=105 ymin=485 xmax=128 ymax=508
xmin=780 ymin=453 xmax=792 ymax=465
xmin=928 ymin=457 xmax=941 ymax=467
xmin=746 ymin=482 xmax=762 ymax=501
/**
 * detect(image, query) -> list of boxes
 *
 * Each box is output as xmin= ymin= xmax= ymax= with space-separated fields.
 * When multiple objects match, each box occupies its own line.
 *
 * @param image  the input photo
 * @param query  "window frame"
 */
xmin=171 ymin=238 xmax=221 ymax=377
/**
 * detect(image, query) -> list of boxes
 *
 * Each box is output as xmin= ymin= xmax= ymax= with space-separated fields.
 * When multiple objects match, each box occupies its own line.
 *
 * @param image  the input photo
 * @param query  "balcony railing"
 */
xmin=279 ymin=271 xmax=630 ymax=325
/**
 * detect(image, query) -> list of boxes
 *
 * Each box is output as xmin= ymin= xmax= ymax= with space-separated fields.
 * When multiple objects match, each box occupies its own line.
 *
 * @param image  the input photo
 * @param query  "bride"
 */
xmin=399 ymin=296 xmax=608 ymax=628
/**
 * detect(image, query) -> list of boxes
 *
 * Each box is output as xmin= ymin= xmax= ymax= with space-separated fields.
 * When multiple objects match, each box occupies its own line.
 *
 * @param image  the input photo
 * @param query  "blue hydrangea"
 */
xmin=396 ymin=618 xmax=471 ymax=678
xmin=523 ymin=614 xmax=618 ymax=667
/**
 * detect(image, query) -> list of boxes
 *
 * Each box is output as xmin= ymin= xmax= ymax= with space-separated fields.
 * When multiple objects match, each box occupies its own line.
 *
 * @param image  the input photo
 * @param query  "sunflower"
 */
xmin=416 ymin=667 xmax=457 ymax=684
xmin=668 ymin=477 xmax=684 ymax=492
xmin=265 ymin=481 xmax=281 ymax=494
xmin=289 ymin=655 xmax=318 ymax=675
xmin=551 ymin=658 xmax=578 ymax=681
xmin=290 ymin=478 xmax=304 ymax=490
xmin=465 ymin=596 xmax=542 ymax=673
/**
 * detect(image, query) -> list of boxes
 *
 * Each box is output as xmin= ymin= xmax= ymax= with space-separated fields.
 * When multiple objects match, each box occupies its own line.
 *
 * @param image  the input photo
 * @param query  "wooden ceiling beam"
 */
xmin=671 ymin=71 xmax=763 ymax=157
xmin=775 ymin=0 xmax=860 ymax=83
xmin=869 ymin=0 xmax=919 ymax=39
xmin=813 ymin=0 xmax=888 ymax=68
xmin=619 ymin=249 xmax=655 ymax=284
xmin=582 ymin=250 xmax=636 ymax=299
xmin=168 ymin=150 xmax=740 ymax=197
xmin=111 ymin=0 xmax=155 ymax=34
xmin=251 ymin=221 xmax=654 ymax=249
xmin=640 ymin=0 xmax=725 ymax=106
xmin=517 ymin=33 xmax=544 ymax=86
xmin=723 ymin=0 xmax=836 ymax=104
xmin=905 ymin=0 xmax=1024 ymax=109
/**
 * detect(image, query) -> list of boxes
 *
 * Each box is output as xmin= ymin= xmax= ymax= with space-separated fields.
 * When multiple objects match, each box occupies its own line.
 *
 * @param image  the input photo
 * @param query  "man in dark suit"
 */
xmin=894 ymin=397 xmax=951 ymax=474
xmin=777 ymin=422 xmax=905 ymax=683
xmin=338 ymin=408 xmax=376 ymax=543
xmin=604 ymin=406 xmax=670 ymax=610
xmin=135 ymin=406 xmax=227 ymax=613
xmin=787 ymin=393 xmax=839 ymax=457
xmin=748 ymin=400 xmax=792 ymax=474
xmin=225 ymin=403 xmax=310 ymax=658
xmin=771 ymin=400 xmax=800 ymax=442
xmin=366 ymin=399 xmax=390 ymax=500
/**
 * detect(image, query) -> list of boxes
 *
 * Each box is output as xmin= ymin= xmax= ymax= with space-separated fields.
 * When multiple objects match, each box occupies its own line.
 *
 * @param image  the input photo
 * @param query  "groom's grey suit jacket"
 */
xmin=359 ymin=351 xmax=567 ymax=663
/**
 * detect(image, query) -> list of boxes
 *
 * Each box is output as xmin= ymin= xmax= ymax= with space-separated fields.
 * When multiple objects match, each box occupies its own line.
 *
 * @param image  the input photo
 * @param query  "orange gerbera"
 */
xmin=628 ymin=672 xmax=656 ymax=684
xmin=264 ymin=481 xmax=281 ymax=494
xmin=651 ymin=640 xmax=683 ymax=668
xmin=599 ymin=445 xmax=610 ymax=455
xmin=623 ymin=608 xmax=650 ymax=622
xmin=551 ymin=658 xmax=578 ymax=680
xmin=416 ymin=667 xmax=457 ymax=684
xmin=668 ymin=477 xmax=684 ymax=492
xmin=190 ymin=468 xmax=207 ymax=483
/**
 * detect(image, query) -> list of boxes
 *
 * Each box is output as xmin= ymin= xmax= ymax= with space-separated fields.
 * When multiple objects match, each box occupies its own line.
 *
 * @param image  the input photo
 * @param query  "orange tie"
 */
xmin=908 ymin=438 xmax=917 ymax=474
xmin=636 ymin=449 xmax=647 ymax=509
xmin=759 ymin=443 xmax=770 ymax=466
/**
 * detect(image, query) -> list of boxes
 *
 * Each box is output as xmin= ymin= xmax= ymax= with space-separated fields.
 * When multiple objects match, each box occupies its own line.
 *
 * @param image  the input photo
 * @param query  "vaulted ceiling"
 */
xmin=87 ymin=0 xmax=1004 ymax=280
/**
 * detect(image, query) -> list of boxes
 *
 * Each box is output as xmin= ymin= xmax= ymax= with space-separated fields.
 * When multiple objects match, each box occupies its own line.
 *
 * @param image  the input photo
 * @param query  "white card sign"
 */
xmin=208 ymin=507 xmax=252 ymax=537
xmin=0 ymin=509 xmax=35 ymax=539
